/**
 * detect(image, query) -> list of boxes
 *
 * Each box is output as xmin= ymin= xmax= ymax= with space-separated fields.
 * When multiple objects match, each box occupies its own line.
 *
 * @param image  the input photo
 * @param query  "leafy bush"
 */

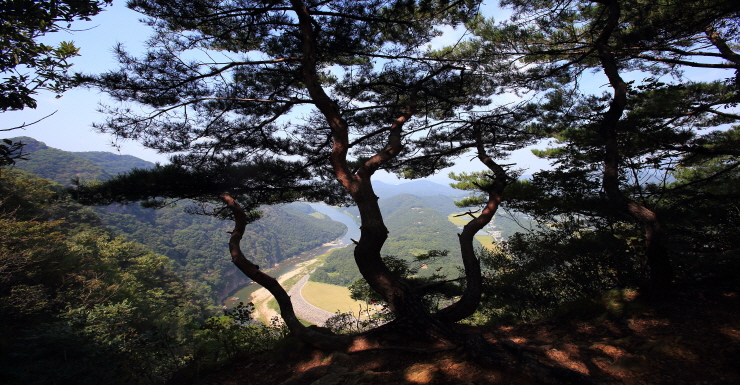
xmin=477 ymin=220 xmax=643 ymax=323
xmin=325 ymin=251 xmax=464 ymax=334
xmin=199 ymin=302 xmax=288 ymax=360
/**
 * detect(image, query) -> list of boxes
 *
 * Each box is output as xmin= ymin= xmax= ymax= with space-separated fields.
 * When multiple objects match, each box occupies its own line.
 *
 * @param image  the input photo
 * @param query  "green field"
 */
xmin=475 ymin=235 xmax=497 ymax=250
xmin=449 ymin=213 xmax=497 ymax=250
xmin=302 ymin=281 xmax=367 ymax=314
xmin=447 ymin=213 xmax=470 ymax=226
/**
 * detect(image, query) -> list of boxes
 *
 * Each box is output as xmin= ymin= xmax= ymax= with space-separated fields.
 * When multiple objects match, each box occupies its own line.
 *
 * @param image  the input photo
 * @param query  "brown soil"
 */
xmin=197 ymin=282 xmax=740 ymax=384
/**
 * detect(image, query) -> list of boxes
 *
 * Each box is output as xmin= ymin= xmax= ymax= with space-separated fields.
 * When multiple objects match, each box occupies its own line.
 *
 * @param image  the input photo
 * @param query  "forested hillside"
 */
xmin=0 ymin=169 xmax=201 ymax=383
xmin=8 ymin=138 xmax=347 ymax=303
xmin=0 ymin=168 xmax=294 ymax=384
xmin=312 ymin=194 xmax=472 ymax=286
xmin=99 ymin=202 xmax=346 ymax=302
xmin=9 ymin=136 xmax=118 ymax=184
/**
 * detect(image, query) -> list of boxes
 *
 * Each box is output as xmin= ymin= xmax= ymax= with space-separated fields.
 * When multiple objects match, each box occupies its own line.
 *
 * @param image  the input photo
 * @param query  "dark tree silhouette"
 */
xmin=75 ymin=0 xmax=531 ymax=351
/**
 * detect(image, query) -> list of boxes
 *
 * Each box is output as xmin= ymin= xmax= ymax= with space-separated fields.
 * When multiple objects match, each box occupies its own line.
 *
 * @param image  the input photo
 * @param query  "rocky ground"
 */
xmin=198 ymin=280 xmax=740 ymax=385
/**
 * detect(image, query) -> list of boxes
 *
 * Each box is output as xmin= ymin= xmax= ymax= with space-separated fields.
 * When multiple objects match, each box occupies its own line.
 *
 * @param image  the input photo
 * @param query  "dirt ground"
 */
xmin=198 ymin=281 xmax=740 ymax=385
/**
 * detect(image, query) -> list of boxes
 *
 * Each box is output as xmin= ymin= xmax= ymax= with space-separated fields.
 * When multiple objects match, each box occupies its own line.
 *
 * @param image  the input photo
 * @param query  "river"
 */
xmin=223 ymin=204 xmax=360 ymax=307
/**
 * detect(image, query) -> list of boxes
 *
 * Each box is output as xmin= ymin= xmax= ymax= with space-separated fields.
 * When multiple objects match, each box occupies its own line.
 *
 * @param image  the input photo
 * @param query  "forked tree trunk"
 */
xmin=290 ymin=0 xmax=442 ymax=332
xmin=596 ymin=0 xmax=673 ymax=299
xmin=289 ymin=0 xmax=491 ymax=341
xmin=220 ymin=193 xmax=350 ymax=350
xmin=438 ymin=126 xmax=510 ymax=323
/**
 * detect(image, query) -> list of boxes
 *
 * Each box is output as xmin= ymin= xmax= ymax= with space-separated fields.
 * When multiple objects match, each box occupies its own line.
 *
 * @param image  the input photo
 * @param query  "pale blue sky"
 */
xmin=3 ymin=1 xmax=550 ymax=184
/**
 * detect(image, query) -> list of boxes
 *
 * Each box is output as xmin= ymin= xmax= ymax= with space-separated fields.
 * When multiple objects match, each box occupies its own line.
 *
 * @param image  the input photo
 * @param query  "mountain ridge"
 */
xmin=6 ymin=137 xmax=347 ymax=304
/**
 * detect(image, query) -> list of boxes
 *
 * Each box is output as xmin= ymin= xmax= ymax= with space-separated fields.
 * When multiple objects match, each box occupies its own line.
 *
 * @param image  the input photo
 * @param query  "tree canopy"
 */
xmin=0 ymin=0 xmax=111 ymax=112
xmin=463 ymin=0 xmax=740 ymax=298
xmin=1 ymin=0 xmax=112 ymax=166
xmin=75 ymin=0 xmax=740 ymax=365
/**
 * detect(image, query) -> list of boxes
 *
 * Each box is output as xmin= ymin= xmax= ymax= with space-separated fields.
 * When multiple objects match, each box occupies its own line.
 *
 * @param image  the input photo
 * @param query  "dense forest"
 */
xmin=8 ymin=138 xmax=347 ymax=303
xmin=0 ymin=168 xmax=289 ymax=384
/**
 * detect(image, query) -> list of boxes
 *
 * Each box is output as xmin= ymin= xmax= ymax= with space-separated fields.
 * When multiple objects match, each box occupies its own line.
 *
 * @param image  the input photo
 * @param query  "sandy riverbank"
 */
xmin=249 ymin=257 xmax=323 ymax=324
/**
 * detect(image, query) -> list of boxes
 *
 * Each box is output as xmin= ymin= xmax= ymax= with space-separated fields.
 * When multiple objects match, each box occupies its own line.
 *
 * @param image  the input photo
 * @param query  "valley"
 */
xmin=4 ymin=2 xmax=739 ymax=383
xmin=242 ymin=199 xmax=529 ymax=325
xmin=9 ymin=136 xmax=538 ymax=327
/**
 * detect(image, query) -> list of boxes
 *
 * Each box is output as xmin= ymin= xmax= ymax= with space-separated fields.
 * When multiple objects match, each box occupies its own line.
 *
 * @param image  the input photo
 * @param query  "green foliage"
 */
xmin=0 ymin=168 xmax=197 ymax=383
xmin=0 ymin=166 xmax=295 ymax=384
xmin=311 ymin=194 xmax=468 ymax=286
xmin=477 ymin=220 xmax=643 ymax=323
xmin=0 ymin=0 xmax=111 ymax=112
xmin=199 ymin=302 xmax=288 ymax=361
xmin=323 ymin=302 xmax=387 ymax=335
xmin=660 ymin=153 xmax=740 ymax=282
xmin=449 ymin=170 xmax=496 ymax=208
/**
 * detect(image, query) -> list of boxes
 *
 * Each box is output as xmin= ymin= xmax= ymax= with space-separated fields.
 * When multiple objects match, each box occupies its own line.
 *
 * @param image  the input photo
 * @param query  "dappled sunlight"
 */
xmin=509 ymin=336 xmax=529 ymax=344
xmin=404 ymin=363 xmax=438 ymax=383
xmin=474 ymin=284 xmax=740 ymax=384
xmin=590 ymin=342 xmax=628 ymax=360
xmin=400 ymin=355 xmax=504 ymax=384
xmin=347 ymin=336 xmax=381 ymax=352
xmin=720 ymin=327 xmax=740 ymax=341
xmin=295 ymin=350 xmax=332 ymax=373
xmin=626 ymin=317 xmax=672 ymax=334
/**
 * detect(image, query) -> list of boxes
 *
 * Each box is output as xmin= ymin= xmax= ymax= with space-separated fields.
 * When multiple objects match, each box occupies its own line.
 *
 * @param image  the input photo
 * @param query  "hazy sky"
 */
xmin=3 ymin=1 xmax=551 ymax=184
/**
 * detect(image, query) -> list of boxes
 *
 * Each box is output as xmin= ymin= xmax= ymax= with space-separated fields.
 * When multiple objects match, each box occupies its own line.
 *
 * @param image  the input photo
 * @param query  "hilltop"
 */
xmin=8 ymin=136 xmax=154 ymax=185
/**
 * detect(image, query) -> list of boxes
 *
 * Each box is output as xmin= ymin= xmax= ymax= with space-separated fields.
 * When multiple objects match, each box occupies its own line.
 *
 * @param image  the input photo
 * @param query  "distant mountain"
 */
xmin=372 ymin=180 xmax=465 ymax=199
xmin=8 ymin=137 xmax=112 ymax=184
xmin=73 ymin=151 xmax=154 ymax=175
xmin=7 ymin=137 xmax=155 ymax=185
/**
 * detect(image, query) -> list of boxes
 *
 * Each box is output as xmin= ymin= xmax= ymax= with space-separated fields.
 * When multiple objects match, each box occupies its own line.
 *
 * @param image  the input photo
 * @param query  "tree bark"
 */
xmin=220 ymin=193 xmax=349 ymax=350
xmin=289 ymin=0 xmax=438 ymax=322
xmin=595 ymin=0 xmax=673 ymax=299
xmin=438 ymin=124 xmax=509 ymax=323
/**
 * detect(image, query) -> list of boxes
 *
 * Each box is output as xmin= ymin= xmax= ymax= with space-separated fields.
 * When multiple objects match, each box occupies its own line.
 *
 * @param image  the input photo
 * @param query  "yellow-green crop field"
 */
xmin=475 ymin=235 xmax=497 ymax=250
xmin=449 ymin=213 xmax=498 ymax=251
xmin=302 ymin=281 xmax=367 ymax=314
xmin=447 ymin=213 xmax=469 ymax=226
xmin=309 ymin=212 xmax=326 ymax=219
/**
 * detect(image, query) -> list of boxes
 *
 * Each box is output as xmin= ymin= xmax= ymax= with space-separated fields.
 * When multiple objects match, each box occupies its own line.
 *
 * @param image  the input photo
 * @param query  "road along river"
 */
xmin=224 ymin=204 xmax=360 ymax=325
